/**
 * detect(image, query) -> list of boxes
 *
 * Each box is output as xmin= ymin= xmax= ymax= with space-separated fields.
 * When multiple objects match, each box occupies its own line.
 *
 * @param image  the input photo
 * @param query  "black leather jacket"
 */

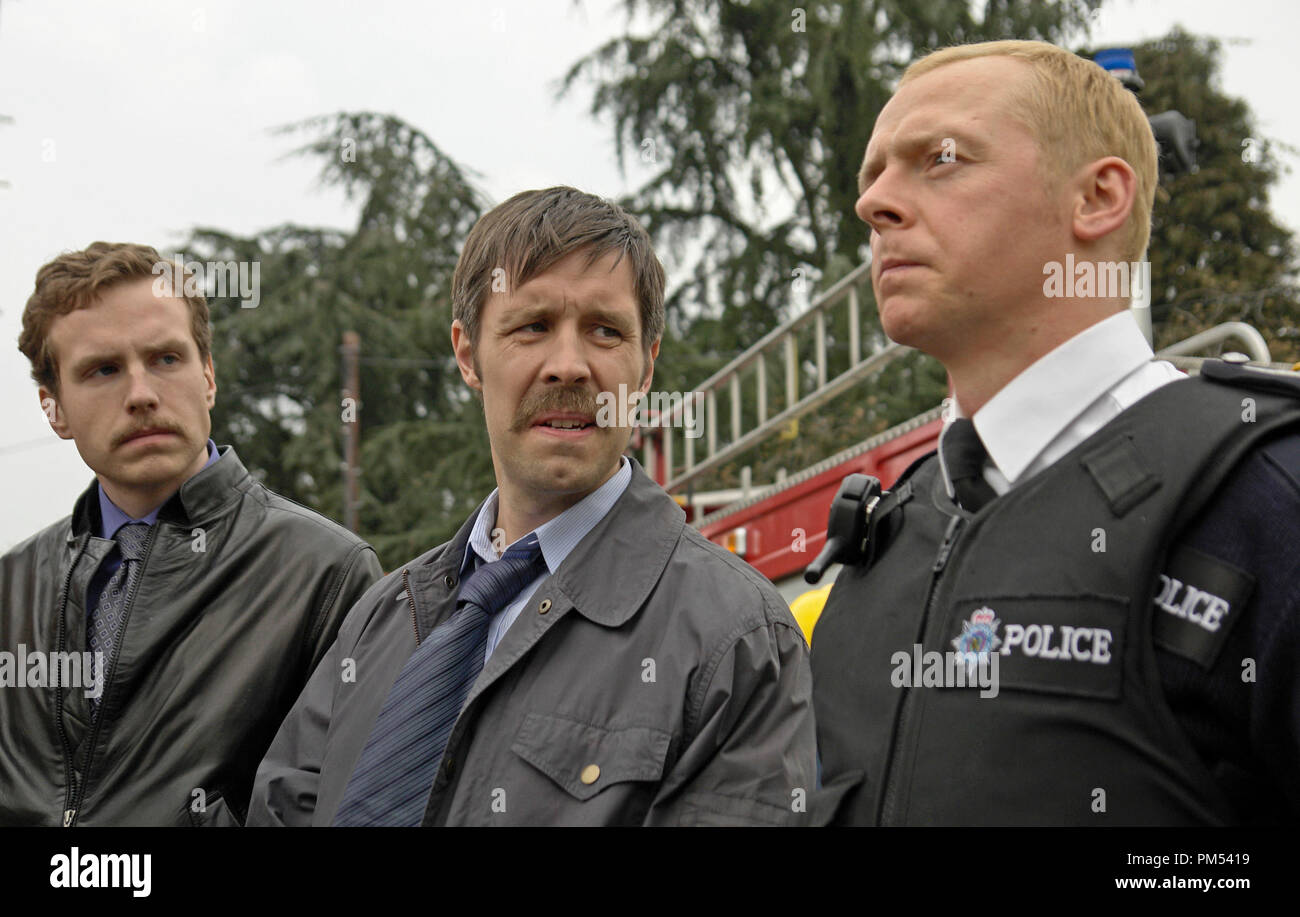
xmin=0 ymin=446 xmax=381 ymax=825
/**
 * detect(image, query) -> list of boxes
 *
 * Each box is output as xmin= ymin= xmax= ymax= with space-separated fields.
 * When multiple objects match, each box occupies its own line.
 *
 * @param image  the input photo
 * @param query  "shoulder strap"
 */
xmin=1200 ymin=358 xmax=1300 ymax=399
xmin=1162 ymin=361 xmax=1300 ymax=544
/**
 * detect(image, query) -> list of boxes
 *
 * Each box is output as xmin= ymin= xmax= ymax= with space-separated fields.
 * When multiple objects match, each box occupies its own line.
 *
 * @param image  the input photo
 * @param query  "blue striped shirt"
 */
xmin=461 ymin=457 xmax=632 ymax=662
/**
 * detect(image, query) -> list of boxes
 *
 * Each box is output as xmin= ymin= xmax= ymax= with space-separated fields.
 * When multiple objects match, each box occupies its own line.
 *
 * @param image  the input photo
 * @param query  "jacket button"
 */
xmin=538 ymin=598 xmax=552 ymax=614
xmin=445 ymin=574 xmax=457 ymax=589
xmin=580 ymin=764 xmax=600 ymax=785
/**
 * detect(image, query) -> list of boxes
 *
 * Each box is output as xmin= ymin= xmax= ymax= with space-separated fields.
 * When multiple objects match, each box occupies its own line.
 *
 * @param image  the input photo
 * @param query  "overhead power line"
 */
xmin=0 ymin=436 xmax=60 ymax=457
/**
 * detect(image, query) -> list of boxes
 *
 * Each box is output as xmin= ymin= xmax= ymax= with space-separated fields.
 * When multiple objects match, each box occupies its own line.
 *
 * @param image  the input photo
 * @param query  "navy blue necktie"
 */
xmin=334 ymin=534 xmax=546 ymax=826
xmin=943 ymin=419 xmax=998 ymax=513
xmin=87 ymin=523 xmax=150 ymax=713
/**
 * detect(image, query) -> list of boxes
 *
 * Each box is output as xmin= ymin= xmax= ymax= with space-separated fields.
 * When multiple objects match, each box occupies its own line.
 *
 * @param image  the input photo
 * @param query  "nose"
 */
xmin=123 ymin=362 xmax=161 ymax=412
xmin=855 ymin=169 xmax=909 ymax=234
xmin=539 ymin=320 xmax=592 ymax=386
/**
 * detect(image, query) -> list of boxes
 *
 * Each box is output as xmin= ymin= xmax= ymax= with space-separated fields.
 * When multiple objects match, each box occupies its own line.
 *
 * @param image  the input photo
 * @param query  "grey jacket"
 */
xmin=0 ymin=446 xmax=382 ymax=826
xmin=249 ymin=460 xmax=816 ymax=826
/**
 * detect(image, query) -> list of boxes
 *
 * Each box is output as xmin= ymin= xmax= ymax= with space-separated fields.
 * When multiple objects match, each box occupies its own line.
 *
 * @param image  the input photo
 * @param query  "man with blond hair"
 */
xmin=812 ymin=41 xmax=1300 ymax=825
xmin=1 ymin=242 xmax=381 ymax=825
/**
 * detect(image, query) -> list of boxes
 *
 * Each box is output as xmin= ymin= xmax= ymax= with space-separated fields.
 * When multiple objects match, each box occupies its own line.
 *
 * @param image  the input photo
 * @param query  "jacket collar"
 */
xmin=68 ymin=444 xmax=253 ymax=539
xmin=544 ymin=457 xmax=684 ymax=627
xmin=414 ymin=457 xmax=684 ymax=629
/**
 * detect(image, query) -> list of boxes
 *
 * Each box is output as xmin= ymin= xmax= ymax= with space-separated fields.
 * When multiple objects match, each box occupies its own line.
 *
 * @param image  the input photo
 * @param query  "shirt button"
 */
xmin=538 ymin=598 xmax=552 ymax=614
xmin=444 ymin=574 xmax=457 ymax=589
xmin=580 ymin=764 xmax=600 ymax=785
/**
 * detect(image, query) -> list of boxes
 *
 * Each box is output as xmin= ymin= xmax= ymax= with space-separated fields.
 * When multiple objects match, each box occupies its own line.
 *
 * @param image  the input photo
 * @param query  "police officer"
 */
xmin=810 ymin=40 xmax=1300 ymax=825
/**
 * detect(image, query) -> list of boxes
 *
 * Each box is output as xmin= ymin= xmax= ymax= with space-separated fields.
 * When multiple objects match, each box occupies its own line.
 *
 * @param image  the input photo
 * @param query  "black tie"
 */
xmin=943 ymin=419 xmax=997 ymax=513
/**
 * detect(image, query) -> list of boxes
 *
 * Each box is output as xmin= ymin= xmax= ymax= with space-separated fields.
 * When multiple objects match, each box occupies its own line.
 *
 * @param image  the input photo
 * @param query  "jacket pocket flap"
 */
xmin=512 ymin=712 xmax=672 ymax=801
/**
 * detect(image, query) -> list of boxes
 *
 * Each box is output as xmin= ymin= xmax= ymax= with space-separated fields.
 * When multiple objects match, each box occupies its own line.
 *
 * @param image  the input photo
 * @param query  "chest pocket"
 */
xmin=511 ymin=712 xmax=672 ymax=801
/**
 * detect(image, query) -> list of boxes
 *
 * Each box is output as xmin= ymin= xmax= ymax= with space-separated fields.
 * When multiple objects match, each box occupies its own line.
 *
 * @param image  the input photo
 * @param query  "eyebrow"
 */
xmin=586 ymin=308 xmax=637 ymax=333
xmin=68 ymin=352 xmax=121 ymax=377
xmin=496 ymin=301 xmax=637 ymax=333
xmin=858 ymin=128 xmax=989 ymax=193
xmin=68 ymin=339 xmax=191 ymax=377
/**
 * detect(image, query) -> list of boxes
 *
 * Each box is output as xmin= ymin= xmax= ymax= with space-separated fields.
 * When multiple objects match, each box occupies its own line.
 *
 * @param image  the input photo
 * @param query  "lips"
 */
xmin=877 ymin=256 xmax=925 ymax=275
xmin=120 ymin=427 xmax=178 ymax=446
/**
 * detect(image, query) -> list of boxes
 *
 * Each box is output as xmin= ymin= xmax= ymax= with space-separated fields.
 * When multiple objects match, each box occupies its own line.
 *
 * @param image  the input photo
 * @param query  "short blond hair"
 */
xmin=901 ymin=40 xmax=1157 ymax=264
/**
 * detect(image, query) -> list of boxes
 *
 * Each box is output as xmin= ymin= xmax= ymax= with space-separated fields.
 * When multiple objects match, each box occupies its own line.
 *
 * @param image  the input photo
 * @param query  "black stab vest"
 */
xmin=811 ymin=360 xmax=1300 ymax=825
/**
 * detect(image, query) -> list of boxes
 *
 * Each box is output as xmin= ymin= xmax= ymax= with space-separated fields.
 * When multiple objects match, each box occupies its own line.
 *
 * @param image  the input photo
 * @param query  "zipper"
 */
xmin=53 ymin=535 xmax=89 ymax=827
xmin=403 ymin=569 xmax=420 ymax=645
xmin=64 ymin=524 xmax=160 ymax=827
xmin=876 ymin=514 xmax=963 ymax=825
xmin=932 ymin=514 xmax=962 ymax=573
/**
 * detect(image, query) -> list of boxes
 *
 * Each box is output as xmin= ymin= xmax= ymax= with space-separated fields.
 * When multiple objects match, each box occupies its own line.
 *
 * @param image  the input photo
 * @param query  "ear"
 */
xmin=38 ymin=386 xmax=73 ymax=440
xmin=204 ymin=354 xmax=217 ymax=409
xmin=1071 ymin=156 xmax=1138 ymax=246
xmin=451 ymin=320 xmax=482 ymax=393
xmin=638 ymin=337 xmax=661 ymax=396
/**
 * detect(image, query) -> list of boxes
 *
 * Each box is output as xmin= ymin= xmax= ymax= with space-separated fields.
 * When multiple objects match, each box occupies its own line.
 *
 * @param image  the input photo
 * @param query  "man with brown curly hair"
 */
xmin=1 ymin=242 xmax=382 ymax=826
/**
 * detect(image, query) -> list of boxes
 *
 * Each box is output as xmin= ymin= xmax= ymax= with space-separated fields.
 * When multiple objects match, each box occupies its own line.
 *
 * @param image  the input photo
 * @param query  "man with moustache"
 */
xmin=812 ymin=41 xmax=1300 ymax=824
xmin=248 ymin=187 xmax=816 ymax=826
xmin=1 ymin=242 xmax=381 ymax=825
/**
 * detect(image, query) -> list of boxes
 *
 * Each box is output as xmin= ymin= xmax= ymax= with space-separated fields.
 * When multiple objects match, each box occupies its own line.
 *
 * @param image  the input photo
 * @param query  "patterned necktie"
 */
xmin=334 ymin=534 xmax=547 ymax=827
xmin=943 ymin=418 xmax=998 ymax=513
xmin=87 ymin=523 xmax=151 ymax=712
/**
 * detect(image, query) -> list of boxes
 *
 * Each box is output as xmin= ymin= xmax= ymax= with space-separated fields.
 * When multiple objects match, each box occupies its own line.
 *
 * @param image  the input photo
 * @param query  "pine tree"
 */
xmin=189 ymin=113 xmax=494 ymax=567
xmin=1123 ymin=28 xmax=1299 ymax=362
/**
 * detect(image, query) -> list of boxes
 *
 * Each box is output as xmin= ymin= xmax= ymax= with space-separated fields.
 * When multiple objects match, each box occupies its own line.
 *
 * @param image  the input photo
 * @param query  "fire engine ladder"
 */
xmin=642 ymin=260 xmax=915 ymax=501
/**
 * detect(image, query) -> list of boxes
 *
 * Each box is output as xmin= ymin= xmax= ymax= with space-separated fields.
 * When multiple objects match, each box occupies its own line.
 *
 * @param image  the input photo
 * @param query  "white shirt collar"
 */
xmin=963 ymin=311 xmax=1164 ymax=485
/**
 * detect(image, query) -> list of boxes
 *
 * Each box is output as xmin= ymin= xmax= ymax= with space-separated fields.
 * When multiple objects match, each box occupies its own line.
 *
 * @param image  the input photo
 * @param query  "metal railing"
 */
xmin=643 ymin=261 xmax=914 ymax=492
xmin=692 ymin=405 xmax=945 ymax=530
xmin=1156 ymin=320 xmax=1271 ymax=362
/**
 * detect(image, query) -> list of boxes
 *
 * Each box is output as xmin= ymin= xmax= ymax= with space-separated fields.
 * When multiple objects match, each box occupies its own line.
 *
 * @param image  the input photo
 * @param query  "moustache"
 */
xmin=509 ymin=386 xmax=599 ymax=433
xmin=115 ymin=422 xmax=185 ymax=448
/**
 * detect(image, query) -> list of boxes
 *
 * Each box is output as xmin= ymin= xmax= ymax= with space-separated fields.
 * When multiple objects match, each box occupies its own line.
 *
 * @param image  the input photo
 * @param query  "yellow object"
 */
xmin=790 ymin=583 xmax=834 ymax=643
xmin=580 ymin=764 xmax=601 ymax=785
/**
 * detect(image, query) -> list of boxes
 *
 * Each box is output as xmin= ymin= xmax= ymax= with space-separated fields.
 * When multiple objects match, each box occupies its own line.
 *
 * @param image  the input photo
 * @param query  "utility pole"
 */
xmin=341 ymin=331 xmax=361 ymax=533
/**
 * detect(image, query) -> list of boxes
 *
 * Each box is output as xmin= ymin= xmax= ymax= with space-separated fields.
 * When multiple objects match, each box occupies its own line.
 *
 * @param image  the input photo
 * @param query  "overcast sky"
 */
xmin=1 ymin=0 xmax=1297 ymax=552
